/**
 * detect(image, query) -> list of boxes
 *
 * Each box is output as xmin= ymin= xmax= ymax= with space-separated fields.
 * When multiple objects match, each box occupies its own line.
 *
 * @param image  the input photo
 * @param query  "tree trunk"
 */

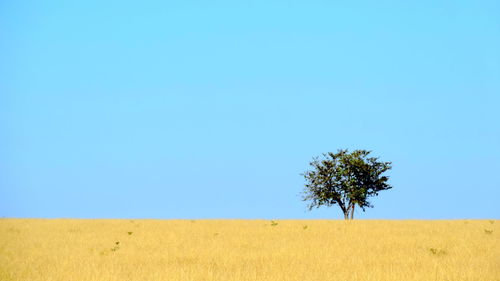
xmin=350 ymin=204 xmax=355 ymax=220
xmin=340 ymin=202 xmax=349 ymax=220
xmin=343 ymin=200 xmax=351 ymax=220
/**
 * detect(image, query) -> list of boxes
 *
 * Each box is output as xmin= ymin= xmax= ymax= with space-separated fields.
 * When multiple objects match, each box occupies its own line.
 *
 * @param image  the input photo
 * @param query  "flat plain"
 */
xmin=0 ymin=219 xmax=498 ymax=281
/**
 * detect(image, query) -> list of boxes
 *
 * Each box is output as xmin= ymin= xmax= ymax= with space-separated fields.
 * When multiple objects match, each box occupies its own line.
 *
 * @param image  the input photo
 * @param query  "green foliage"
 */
xmin=302 ymin=149 xmax=392 ymax=219
xmin=270 ymin=221 xmax=278 ymax=227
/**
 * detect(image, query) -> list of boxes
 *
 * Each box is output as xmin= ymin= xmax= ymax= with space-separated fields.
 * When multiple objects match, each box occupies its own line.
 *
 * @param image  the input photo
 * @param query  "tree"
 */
xmin=301 ymin=149 xmax=392 ymax=220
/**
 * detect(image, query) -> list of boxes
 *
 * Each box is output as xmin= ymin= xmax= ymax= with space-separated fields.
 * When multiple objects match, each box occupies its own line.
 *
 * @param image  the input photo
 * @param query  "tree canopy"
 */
xmin=302 ymin=149 xmax=392 ymax=220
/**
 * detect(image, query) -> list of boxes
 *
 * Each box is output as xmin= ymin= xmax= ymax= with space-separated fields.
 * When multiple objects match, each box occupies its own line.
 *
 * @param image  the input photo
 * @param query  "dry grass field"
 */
xmin=0 ymin=219 xmax=498 ymax=281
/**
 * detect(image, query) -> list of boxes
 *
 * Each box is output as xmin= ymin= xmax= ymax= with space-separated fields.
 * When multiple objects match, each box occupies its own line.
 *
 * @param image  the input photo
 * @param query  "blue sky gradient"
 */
xmin=1 ymin=0 xmax=499 ymax=219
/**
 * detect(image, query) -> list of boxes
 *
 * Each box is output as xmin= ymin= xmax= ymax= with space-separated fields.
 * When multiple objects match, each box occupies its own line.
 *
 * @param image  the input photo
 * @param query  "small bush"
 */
xmin=429 ymin=248 xmax=446 ymax=255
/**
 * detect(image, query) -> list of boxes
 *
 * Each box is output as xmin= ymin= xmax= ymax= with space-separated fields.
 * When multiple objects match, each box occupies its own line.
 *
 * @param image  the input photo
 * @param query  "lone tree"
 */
xmin=302 ymin=149 xmax=392 ymax=220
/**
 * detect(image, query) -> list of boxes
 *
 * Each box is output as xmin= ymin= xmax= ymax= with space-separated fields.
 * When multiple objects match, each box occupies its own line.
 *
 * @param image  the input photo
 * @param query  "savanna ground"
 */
xmin=0 ymin=219 xmax=498 ymax=281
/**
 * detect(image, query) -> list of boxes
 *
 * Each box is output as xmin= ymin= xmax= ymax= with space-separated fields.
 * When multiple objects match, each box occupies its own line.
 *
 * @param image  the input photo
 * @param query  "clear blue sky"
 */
xmin=1 ymin=0 xmax=499 ymax=219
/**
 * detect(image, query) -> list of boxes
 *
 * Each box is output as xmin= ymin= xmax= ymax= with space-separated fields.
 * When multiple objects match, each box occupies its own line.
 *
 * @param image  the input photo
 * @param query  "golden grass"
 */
xmin=0 ymin=219 xmax=498 ymax=281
